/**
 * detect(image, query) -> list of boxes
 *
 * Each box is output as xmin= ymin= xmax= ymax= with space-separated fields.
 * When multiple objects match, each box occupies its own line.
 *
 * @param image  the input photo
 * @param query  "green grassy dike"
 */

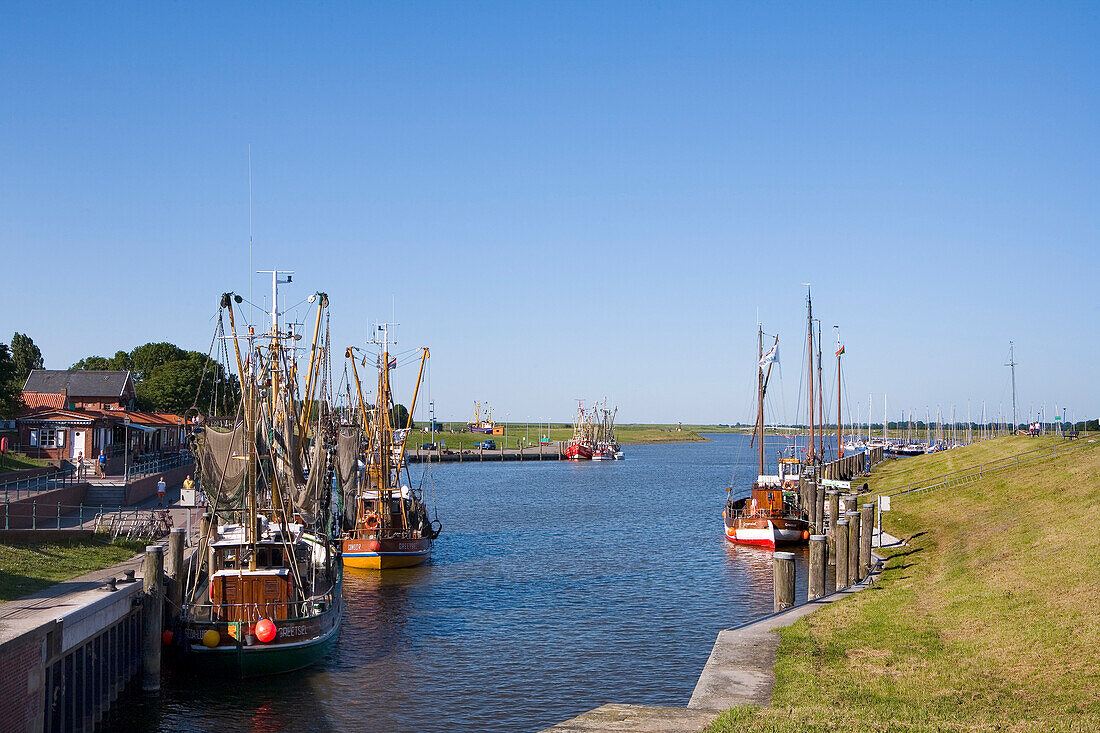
xmin=707 ymin=435 xmax=1100 ymax=733
xmin=0 ymin=537 xmax=147 ymax=602
xmin=408 ymin=424 xmax=727 ymax=450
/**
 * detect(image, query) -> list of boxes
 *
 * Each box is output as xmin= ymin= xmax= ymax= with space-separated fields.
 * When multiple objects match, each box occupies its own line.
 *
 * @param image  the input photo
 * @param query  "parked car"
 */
xmin=476 ymin=440 xmax=496 ymax=450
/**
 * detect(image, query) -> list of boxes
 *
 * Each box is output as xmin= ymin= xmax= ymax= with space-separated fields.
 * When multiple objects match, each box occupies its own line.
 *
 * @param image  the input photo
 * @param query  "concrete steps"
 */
xmin=84 ymin=483 xmax=126 ymax=508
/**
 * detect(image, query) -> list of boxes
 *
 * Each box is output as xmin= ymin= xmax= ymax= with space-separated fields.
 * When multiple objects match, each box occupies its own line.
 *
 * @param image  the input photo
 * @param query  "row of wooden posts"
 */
xmin=139 ymin=526 xmax=187 ymax=692
xmin=773 ymin=490 xmax=876 ymax=612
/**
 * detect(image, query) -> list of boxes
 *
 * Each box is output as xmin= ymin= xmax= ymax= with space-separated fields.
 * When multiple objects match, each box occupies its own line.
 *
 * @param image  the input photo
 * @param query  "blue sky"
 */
xmin=2 ymin=2 xmax=1097 ymax=424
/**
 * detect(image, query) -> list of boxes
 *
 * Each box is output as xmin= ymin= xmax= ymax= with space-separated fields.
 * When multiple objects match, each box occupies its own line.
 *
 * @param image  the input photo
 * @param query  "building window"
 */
xmin=38 ymin=427 xmax=63 ymax=447
xmin=29 ymin=429 xmax=38 ymax=446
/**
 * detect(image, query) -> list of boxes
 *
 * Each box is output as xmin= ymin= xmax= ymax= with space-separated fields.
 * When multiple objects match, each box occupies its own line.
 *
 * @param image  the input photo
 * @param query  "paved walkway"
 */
xmin=0 ymin=486 xmax=202 ymax=647
xmin=9 ymin=475 xmax=202 ymax=532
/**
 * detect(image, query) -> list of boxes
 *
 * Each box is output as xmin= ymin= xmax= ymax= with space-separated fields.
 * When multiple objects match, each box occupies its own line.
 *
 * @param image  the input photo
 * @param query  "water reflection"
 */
xmin=112 ymin=434 xmax=816 ymax=732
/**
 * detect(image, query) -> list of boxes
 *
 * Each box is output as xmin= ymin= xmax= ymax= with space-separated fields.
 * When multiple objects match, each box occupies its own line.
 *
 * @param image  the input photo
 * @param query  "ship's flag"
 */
xmin=388 ymin=357 xmax=397 ymax=369
xmin=759 ymin=344 xmax=779 ymax=367
xmin=835 ymin=345 xmax=845 ymax=356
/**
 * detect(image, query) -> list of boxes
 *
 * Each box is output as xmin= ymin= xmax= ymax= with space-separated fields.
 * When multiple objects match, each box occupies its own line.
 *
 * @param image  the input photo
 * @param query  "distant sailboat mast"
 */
xmin=816 ymin=319 xmax=824 ymax=460
xmin=804 ymin=285 xmax=815 ymax=464
xmin=834 ymin=325 xmax=843 ymax=458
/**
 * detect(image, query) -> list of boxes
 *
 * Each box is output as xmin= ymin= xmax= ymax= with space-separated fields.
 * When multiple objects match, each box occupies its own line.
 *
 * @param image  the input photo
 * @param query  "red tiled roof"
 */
xmin=21 ymin=391 xmax=65 ymax=409
xmin=17 ymin=408 xmax=96 ymax=423
xmin=17 ymin=405 xmax=186 ymax=426
xmin=80 ymin=409 xmax=185 ymax=426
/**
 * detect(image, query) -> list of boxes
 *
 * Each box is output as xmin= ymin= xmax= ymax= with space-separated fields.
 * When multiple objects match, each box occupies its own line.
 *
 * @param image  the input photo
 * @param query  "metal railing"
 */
xmin=184 ymin=589 xmax=339 ymax=625
xmin=2 ymin=500 xmax=172 ymax=538
xmin=126 ymin=451 xmax=193 ymax=481
xmin=885 ymin=439 xmax=1091 ymax=498
xmin=93 ymin=507 xmax=173 ymax=539
xmin=0 ymin=467 xmax=78 ymax=501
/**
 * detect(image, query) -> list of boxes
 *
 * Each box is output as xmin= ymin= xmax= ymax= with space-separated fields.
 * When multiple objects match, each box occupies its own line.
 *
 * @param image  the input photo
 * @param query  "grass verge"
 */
xmin=408 ymin=424 xmax=715 ymax=450
xmin=0 ymin=451 xmax=52 ymax=475
xmin=0 ymin=536 xmax=147 ymax=602
xmin=706 ymin=435 xmax=1100 ymax=732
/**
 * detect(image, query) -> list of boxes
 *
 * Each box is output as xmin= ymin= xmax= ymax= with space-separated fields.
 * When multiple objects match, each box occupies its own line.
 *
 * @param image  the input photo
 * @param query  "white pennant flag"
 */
xmin=759 ymin=344 xmax=779 ymax=368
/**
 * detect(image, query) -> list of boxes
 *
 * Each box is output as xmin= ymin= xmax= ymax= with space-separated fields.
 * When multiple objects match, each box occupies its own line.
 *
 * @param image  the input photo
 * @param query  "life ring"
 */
xmin=364 ymin=513 xmax=379 ymax=529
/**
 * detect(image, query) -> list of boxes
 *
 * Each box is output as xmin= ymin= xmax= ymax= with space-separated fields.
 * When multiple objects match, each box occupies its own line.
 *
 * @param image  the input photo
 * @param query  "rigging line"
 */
xmin=795 ymin=324 xmax=808 ymax=429
xmin=185 ymin=395 xmax=245 ymax=603
xmin=256 ymin=399 xmax=306 ymax=593
xmin=190 ymin=313 xmax=224 ymax=415
xmin=842 ymin=364 xmax=854 ymax=441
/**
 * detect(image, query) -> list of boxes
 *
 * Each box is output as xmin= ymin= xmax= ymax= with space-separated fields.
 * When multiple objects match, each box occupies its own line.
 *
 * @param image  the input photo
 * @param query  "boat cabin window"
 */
xmin=220 ymin=549 xmax=239 ymax=570
xmin=256 ymin=546 xmax=285 ymax=568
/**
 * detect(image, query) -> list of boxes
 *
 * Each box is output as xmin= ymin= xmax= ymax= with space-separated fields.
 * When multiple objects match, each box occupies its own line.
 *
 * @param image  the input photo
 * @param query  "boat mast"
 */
xmin=376 ymin=324 xmax=394 ymax=531
xmin=816 ymin=319 xmax=824 ymax=461
xmin=883 ymin=393 xmax=887 ymax=444
xmin=757 ymin=324 xmax=765 ymax=477
xmin=805 ymin=286 xmax=815 ymax=464
xmin=835 ymin=326 xmax=843 ymax=458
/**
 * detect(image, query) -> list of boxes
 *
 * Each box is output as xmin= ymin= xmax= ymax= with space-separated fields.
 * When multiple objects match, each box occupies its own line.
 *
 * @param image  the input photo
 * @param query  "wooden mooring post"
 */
xmin=815 ymin=481 xmax=826 ymax=535
xmin=808 ymin=535 xmax=827 ymax=600
xmin=846 ymin=510 xmax=861 ymax=586
xmin=142 ymin=545 xmax=163 ymax=692
xmin=834 ymin=519 xmax=849 ymax=590
xmin=859 ymin=503 xmax=874 ymax=579
xmin=773 ymin=551 xmax=796 ymax=612
xmin=826 ymin=490 xmax=839 ymax=563
xmin=166 ymin=527 xmax=185 ymax=619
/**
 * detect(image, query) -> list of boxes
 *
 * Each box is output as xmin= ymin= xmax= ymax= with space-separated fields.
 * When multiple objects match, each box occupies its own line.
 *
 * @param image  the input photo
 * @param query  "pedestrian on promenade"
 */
xmin=98 ymin=450 xmax=106 ymax=477
xmin=76 ymin=452 xmax=85 ymax=479
xmin=157 ymin=476 xmax=166 ymax=507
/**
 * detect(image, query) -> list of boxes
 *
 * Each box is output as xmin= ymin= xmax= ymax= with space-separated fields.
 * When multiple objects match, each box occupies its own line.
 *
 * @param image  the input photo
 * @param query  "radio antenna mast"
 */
xmin=248 ymin=145 xmax=254 ymax=325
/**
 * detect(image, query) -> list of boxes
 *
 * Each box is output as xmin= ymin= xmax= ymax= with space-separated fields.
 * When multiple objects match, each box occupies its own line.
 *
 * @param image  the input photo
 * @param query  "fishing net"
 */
xmin=197 ymin=423 xmax=249 ymax=514
xmin=335 ymin=427 xmax=360 ymax=530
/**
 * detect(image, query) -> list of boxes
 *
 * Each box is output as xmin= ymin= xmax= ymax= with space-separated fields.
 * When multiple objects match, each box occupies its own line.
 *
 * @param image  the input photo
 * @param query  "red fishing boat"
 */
xmin=564 ymin=401 xmax=595 ymax=460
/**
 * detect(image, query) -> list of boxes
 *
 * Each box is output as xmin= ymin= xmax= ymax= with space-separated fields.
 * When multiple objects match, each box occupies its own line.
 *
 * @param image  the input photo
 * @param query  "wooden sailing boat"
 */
xmin=724 ymin=325 xmax=810 ymax=548
xmin=180 ymin=275 xmax=342 ymax=677
xmin=341 ymin=325 xmax=440 ymax=570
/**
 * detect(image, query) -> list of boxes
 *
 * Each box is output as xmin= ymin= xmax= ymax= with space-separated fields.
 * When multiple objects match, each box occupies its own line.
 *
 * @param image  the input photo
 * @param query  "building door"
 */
xmin=72 ymin=430 xmax=85 ymax=460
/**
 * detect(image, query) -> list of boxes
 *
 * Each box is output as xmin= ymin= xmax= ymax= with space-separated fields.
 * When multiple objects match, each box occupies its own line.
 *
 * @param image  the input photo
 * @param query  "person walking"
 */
xmin=157 ymin=476 xmax=167 ymax=507
xmin=97 ymin=450 xmax=106 ymax=477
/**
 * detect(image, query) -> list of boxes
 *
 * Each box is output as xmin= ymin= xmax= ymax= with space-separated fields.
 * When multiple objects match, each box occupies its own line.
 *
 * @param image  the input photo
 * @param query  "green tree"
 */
xmin=70 ymin=342 xmax=239 ymax=416
xmin=108 ymin=350 xmax=132 ymax=371
xmin=0 ymin=343 xmax=22 ymax=419
xmin=136 ymin=358 xmax=207 ymax=415
xmin=390 ymin=403 xmax=412 ymax=429
xmin=10 ymin=333 xmax=43 ymax=388
xmin=72 ymin=355 xmax=112 ymax=370
xmin=130 ymin=342 xmax=187 ymax=381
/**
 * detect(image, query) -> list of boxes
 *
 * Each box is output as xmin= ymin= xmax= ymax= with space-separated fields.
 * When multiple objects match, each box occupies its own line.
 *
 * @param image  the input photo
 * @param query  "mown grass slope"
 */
xmin=0 ymin=537 xmax=147 ymax=602
xmin=707 ymin=435 xmax=1100 ymax=732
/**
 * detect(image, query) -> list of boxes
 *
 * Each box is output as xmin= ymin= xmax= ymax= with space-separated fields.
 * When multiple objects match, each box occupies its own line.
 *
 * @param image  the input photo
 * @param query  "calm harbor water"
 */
xmin=111 ymin=433 xmax=813 ymax=732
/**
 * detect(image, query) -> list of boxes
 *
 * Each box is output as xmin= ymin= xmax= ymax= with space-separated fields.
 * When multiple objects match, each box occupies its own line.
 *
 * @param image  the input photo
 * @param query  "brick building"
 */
xmin=16 ymin=370 xmax=186 ymax=465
